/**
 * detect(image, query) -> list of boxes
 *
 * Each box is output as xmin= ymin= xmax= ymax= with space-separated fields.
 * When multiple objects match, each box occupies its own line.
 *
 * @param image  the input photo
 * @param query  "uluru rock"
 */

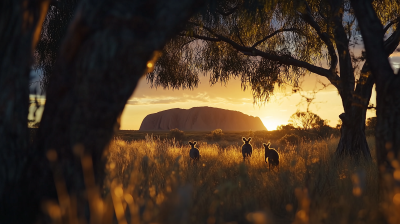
xmin=139 ymin=107 xmax=267 ymax=131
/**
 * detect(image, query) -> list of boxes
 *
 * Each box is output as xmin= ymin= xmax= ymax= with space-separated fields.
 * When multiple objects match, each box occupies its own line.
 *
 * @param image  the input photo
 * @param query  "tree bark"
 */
xmin=32 ymin=0 xmax=205 ymax=222
xmin=351 ymin=0 xmax=400 ymax=222
xmin=336 ymin=111 xmax=371 ymax=159
xmin=329 ymin=0 xmax=372 ymax=160
xmin=0 ymin=0 xmax=49 ymax=223
xmin=334 ymin=4 xmax=400 ymax=160
xmin=335 ymin=61 xmax=375 ymax=160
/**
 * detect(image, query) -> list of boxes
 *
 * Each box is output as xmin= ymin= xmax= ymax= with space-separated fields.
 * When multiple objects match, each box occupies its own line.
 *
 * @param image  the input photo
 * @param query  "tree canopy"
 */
xmin=288 ymin=111 xmax=327 ymax=131
xmin=146 ymin=0 xmax=400 ymax=159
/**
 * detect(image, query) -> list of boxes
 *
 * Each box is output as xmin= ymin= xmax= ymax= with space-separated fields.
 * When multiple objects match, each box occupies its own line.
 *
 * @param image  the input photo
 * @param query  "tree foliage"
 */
xmin=147 ymin=0 xmax=308 ymax=103
xmin=35 ymin=0 xmax=80 ymax=92
xmin=288 ymin=111 xmax=327 ymax=130
xmin=168 ymin=128 xmax=186 ymax=140
xmin=146 ymin=0 xmax=400 ymax=159
xmin=206 ymin=128 xmax=224 ymax=141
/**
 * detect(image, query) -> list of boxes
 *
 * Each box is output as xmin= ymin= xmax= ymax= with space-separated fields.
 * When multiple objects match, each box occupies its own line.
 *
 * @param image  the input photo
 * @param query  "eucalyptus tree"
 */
xmin=148 ymin=0 xmax=400 ymax=159
xmin=0 ymin=1 xmax=49 ymax=220
xmin=351 ymin=0 xmax=400 ymax=220
xmin=0 ymin=0 xmax=205 ymax=222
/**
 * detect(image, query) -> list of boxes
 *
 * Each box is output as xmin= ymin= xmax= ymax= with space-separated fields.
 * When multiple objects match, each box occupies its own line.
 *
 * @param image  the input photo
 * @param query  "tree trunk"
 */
xmin=32 ymin=0 xmax=205 ymax=222
xmin=351 ymin=0 xmax=400 ymax=222
xmin=328 ymin=1 xmax=372 ymax=160
xmin=336 ymin=111 xmax=371 ymax=159
xmin=335 ymin=62 xmax=375 ymax=160
xmin=0 ymin=0 xmax=49 ymax=223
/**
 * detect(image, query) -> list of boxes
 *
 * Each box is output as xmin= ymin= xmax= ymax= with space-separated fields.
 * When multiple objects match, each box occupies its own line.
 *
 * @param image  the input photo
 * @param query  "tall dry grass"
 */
xmin=102 ymin=135 xmax=381 ymax=224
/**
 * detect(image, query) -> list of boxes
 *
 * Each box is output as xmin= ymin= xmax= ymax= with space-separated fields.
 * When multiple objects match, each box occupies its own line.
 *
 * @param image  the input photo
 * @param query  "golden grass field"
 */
xmin=100 ymin=134 xmax=388 ymax=224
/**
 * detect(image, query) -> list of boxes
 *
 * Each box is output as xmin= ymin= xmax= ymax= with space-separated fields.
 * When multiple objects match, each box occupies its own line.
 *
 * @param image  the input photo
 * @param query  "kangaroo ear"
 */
xmin=248 ymin=137 xmax=252 ymax=141
xmin=267 ymin=142 xmax=271 ymax=147
xmin=194 ymin=141 xmax=197 ymax=145
xmin=242 ymin=137 xmax=246 ymax=141
xmin=188 ymin=141 xmax=192 ymax=145
xmin=263 ymin=143 xmax=267 ymax=147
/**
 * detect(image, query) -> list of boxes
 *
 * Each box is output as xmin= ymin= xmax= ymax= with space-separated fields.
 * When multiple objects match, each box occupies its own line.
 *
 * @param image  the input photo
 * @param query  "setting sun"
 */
xmin=261 ymin=117 xmax=286 ymax=131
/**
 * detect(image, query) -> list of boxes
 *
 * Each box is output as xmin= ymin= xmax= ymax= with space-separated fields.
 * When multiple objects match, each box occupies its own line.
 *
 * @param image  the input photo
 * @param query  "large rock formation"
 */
xmin=139 ymin=107 xmax=267 ymax=131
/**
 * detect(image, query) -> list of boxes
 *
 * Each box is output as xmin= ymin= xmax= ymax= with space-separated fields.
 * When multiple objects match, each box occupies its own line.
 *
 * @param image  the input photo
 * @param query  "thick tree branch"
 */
xmin=355 ymin=13 xmax=400 ymax=94
xmin=330 ymin=0 xmax=356 ymax=113
xmin=189 ymin=22 xmax=341 ymax=88
xmin=351 ymin=0 xmax=399 ymax=163
xmin=299 ymin=1 xmax=338 ymax=72
xmin=351 ymin=0 xmax=400 ymax=210
xmin=251 ymin=28 xmax=298 ymax=48
xmin=353 ymin=17 xmax=400 ymax=112
xmin=179 ymin=32 xmax=220 ymax=42
xmin=384 ymin=21 xmax=400 ymax=55
xmin=383 ymin=17 xmax=400 ymax=33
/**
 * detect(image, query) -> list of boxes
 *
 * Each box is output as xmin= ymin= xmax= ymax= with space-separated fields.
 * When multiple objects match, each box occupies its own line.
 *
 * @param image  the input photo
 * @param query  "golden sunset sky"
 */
xmin=120 ymin=54 xmax=400 ymax=131
xmin=28 ymin=55 xmax=400 ymax=131
xmin=120 ymin=75 xmax=356 ymax=131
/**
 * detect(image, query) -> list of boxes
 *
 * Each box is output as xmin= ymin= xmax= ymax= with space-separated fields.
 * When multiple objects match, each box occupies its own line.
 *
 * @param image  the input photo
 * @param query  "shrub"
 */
xmin=206 ymin=129 xmax=224 ymax=141
xmin=168 ymin=128 xmax=185 ymax=141
xmin=279 ymin=134 xmax=300 ymax=145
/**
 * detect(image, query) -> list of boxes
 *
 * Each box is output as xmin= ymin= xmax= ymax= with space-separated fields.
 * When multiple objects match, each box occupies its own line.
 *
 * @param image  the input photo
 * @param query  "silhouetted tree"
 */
xmin=289 ymin=111 xmax=327 ymax=131
xmin=0 ymin=0 xmax=49 ymax=221
xmin=351 ymin=0 xmax=400 ymax=221
xmin=169 ymin=128 xmax=186 ymax=141
xmin=277 ymin=123 xmax=296 ymax=131
xmin=0 ymin=0 xmax=206 ymax=223
xmin=147 ymin=0 xmax=400 ymax=159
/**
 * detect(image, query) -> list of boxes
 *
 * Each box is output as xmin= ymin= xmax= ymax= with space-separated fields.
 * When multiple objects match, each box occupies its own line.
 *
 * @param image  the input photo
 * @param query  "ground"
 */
xmin=96 ymin=132 xmax=382 ymax=224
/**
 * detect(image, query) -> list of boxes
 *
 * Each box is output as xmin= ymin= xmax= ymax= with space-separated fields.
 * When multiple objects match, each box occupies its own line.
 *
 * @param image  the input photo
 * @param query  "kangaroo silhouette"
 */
xmin=264 ymin=142 xmax=279 ymax=171
xmin=189 ymin=141 xmax=200 ymax=161
xmin=241 ymin=137 xmax=253 ymax=161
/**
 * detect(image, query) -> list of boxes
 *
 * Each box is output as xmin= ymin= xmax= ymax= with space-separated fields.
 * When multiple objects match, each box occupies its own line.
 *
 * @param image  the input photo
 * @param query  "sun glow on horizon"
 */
xmin=261 ymin=117 xmax=286 ymax=131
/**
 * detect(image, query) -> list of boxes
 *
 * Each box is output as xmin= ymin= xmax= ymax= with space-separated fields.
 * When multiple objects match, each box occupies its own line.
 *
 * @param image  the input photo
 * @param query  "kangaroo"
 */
xmin=241 ymin=137 xmax=253 ymax=161
xmin=264 ymin=143 xmax=279 ymax=171
xmin=189 ymin=141 xmax=200 ymax=161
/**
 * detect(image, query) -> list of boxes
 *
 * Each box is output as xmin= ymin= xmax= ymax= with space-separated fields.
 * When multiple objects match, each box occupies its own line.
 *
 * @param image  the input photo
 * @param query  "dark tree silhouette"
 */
xmin=147 ymin=0 xmax=400 ymax=160
xmin=351 ymin=0 xmax=400 ymax=222
xmin=0 ymin=0 xmax=205 ymax=223
xmin=289 ymin=111 xmax=327 ymax=131
xmin=0 ymin=0 xmax=49 ymax=221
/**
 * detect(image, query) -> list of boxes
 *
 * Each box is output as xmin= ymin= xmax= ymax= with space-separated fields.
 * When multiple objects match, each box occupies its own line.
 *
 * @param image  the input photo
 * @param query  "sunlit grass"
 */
xmin=100 ymin=136 xmax=384 ymax=224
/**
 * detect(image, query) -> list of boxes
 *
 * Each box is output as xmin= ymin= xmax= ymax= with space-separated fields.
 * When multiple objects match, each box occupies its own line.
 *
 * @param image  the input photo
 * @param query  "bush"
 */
xmin=279 ymin=134 xmax=300 ymax=145
xmin=206 ymin=129 xmax=224 ymax=141
xmin=168 ymin=128 xmax=185 ymax=141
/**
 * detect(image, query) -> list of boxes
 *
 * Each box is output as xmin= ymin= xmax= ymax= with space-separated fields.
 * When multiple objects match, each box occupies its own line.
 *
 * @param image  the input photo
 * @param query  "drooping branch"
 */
xmin=189 ymin=22 xmax=341 ymax=88
xmin=299 ymin=1 xmax=338 ymax=72
xmin=251 ymin=28 xmax=298 ymax=48
xmin=179 ymin=32 xmax=220 ymax=42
